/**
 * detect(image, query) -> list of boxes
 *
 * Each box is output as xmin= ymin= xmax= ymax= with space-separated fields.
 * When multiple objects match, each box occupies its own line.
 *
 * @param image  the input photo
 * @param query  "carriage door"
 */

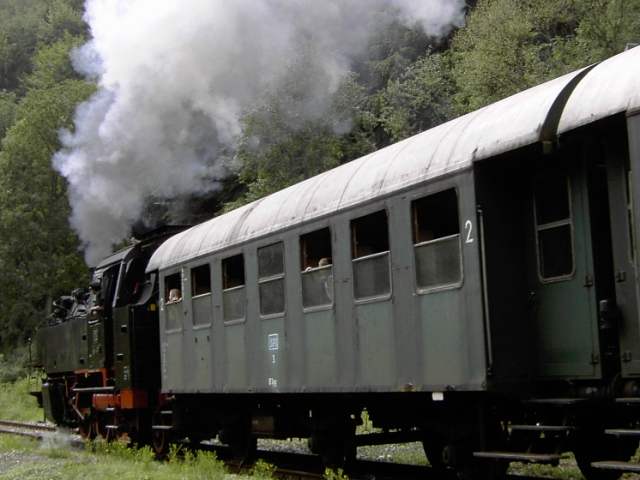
xmin=528 ymin=161 xmax=600 ymax=379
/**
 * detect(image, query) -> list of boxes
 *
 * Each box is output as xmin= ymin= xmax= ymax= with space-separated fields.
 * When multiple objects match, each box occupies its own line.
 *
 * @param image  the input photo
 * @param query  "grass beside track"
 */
xmin=0 ymin=377 xmax=42 ymax=422
xmin=0 ymin=436 xmax=279 ymax=480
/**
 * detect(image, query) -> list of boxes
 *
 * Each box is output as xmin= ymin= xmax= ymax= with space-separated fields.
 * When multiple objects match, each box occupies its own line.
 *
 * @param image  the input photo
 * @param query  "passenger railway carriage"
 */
xmin=35 ymin=46 xmax=640 ymax=479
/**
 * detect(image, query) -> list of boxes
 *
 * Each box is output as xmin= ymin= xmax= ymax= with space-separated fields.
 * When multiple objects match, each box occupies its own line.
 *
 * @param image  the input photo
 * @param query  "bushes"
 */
xmin=0 ymin=376 xmax=42 ymax=422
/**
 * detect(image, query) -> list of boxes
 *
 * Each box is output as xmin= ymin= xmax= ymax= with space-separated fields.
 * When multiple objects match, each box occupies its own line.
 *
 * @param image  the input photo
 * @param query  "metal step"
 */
xmin=104 ymin=425 xmax=120 ymax=431
xmin=473 ymin=451 xmax=561 ymax=463
xmin=160 ymin=410 xmax=173 ymax=415
xmin=605 ymin=429 xmax=640 ymax=437
xmin=525 ymin=398 xmax=587 ymax=406
xmin=591 ymin=461 xmax=640 ymax=472
xmin=72 ymin=386 xmax=115 ymax=393
xmin=510 ymin=424 xmax=573 ymax=433
xmin=152 ymin=425 xmax=173 ymax=431
xmin=104 ymin=407 xmax=116 ymax=412
xmin=615 ymin=397 xmax=640 ymax=404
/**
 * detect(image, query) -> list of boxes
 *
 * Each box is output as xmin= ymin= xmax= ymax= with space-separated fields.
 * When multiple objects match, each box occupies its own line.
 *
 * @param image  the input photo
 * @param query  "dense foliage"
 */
xmin=1 ymin=0 xmax=640 ymax=352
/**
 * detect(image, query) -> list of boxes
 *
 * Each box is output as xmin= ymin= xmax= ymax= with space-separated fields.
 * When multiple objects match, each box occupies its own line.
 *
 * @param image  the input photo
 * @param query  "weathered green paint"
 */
xmin=356 ymin=300 xmax=395 ymax=387
xmin=224 ymin=323 xmax=246 ymax=390
xmin=418 ymin=289 xmax=468 ymax=386
xmin=113 ymin=306 xmax=131 ymax=387
xmin=529 ymin=161 xmax=599 ymax=379
xmin=87 ymin=318 xmax=105 ymax=369
xmin=191 ymin=328 xmax=213 ymax=390
xmin=37 ymin=315 xmax=87 ymax=374
xmin=163 ymin=332 xmax=182 ymax=392
xmin=303 ymin=309 xmax=336 ymax=387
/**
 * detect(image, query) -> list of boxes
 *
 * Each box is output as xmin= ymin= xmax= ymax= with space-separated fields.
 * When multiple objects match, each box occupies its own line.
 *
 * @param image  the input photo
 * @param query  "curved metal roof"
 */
xmin=147 ymin=47 xmax=640 ymax=272
xmin=559 ymin=46 xmax=640 ymax=134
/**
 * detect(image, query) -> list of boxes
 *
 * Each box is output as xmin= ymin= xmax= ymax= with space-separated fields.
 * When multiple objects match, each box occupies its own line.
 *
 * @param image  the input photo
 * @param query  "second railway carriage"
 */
xmin=146 ymin=46 xmax=640 ymax=478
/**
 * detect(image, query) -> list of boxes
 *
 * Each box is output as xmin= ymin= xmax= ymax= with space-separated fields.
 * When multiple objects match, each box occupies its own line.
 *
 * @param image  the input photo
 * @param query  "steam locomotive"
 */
xmin=34 ymin=46 xmax=640 ymax=479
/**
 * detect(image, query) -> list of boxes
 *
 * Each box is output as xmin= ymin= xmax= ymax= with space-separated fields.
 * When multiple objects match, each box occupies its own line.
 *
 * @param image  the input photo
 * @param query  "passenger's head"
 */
xmin=168 ymin=289 xmax=181 ymax=302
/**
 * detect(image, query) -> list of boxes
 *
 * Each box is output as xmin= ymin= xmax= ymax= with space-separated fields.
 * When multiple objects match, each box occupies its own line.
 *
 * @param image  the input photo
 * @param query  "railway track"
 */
xmin=0 ymin=420 xmax=562 ymax=479
xmin=0 ymin=419 xmax=56 ymax=440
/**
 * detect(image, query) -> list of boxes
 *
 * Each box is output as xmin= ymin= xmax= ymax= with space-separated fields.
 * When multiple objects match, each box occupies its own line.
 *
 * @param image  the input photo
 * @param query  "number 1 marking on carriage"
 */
xmin=465 ymin=220 xmax=474 ymax=244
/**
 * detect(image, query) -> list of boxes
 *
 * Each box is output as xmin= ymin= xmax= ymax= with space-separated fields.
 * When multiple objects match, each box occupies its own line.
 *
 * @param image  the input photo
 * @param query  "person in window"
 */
xmin=168 ymin=288 xmax=182 ymax=304
xmin=318 ymin=257 xmax=333 ymax=302
xmin=318 ymin=257 xmax=331 ymax=267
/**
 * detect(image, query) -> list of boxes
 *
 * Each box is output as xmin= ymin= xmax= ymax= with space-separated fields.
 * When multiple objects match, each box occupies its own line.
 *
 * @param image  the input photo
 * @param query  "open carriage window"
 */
xmin=164 ymin=272 xmax=182 ymax=331
xmin=222 ymin=254 xmax=245 ymax=322
xmin=351 ymin=210 xmax=391 ymax=300
xmin=534 ymin=171 xmax=574 ymax=280
xmin=412 ymin=189 xmax=462 ymax=290
xmin=300 ymin=228 xmax=333 ymax=308
xmin=165 ymin=272 xmax=182 ymax=303
xmin=258 ymin=243 xmax=285 ymax=316
xmin=191 ymin=264 xmax=211 ymax=297
xmin=191 ymin=263 xmax=211 ymax=327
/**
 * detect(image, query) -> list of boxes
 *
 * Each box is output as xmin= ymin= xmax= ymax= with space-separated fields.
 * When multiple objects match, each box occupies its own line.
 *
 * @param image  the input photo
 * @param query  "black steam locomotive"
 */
xmin=34 ymin=46 xmax=640 ymax=479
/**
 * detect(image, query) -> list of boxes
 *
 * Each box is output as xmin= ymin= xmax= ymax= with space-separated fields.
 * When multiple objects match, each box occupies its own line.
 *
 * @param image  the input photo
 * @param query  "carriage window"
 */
xmin=191 ymin=264 xmax=211 ymax=297
xmin=351 ymin=210 xmax=391 ymax=300
xmin=259 ymin=243 xmax=285 ymax=315
xmin=191 ymin=264 xmax=211 ymax=326
xmin=534 ymin=172 xmax=574 ymax=280
xmin=165 ymin=273 xmax=182 ymax=303
xmin=300 ymin=228 xmax=333 ymax=308
xmin=164 ymin=272 xmax=182 ymax=331
xmin=412 ymin=189 xmax=462 ymax=290
xmin=222 ymin=254 xmax=245 ymax=321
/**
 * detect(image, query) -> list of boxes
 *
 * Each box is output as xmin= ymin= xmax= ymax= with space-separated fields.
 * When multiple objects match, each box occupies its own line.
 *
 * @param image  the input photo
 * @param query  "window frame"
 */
xmin=190 ymin=262 xmax=212 ymax=299
xmin=300 ymin=227 xmax=334 ymax=312
xmin=533 ymin=174 xmax=576 ymax=283
xmin=350 ymin=208 xmax=393 ymax=304
xmin=627 ymin=168 xmax=636 ymax=263
xmin=222 ymin=252 xmax=247 ymax=326
xmin=258 ymin=241 xmax=286 ymax=318
xmin=163 ymin=269 xmax=184 ymax=333
xmin=410 ymin=187 xmax=465 ymax=295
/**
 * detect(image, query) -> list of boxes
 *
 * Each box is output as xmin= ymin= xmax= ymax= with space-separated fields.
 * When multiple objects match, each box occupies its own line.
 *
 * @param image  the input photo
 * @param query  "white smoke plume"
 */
xmin=54 ymin=0 xmax=465 ymax=265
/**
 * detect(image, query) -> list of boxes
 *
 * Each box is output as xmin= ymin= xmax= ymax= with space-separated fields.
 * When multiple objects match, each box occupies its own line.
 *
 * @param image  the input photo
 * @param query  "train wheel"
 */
xmin=574 ymin=434 xmax=636 ymax=480
xmin=151 ymin=411 xmax=172 ymax=458
xmin=95 ymin=410 xmax=118 ymax=442
xmin=78 ymin=416 xmax=96 ymax=440
xmin=152 ymin=429 xmax=169 ymax=457
xmin=126 ymin=411 xmax=152 ymax=448
xmin=422 ymin=434 xmax=446 ymax=471
xmin=220 ymin=428 xmax=257 ymax=462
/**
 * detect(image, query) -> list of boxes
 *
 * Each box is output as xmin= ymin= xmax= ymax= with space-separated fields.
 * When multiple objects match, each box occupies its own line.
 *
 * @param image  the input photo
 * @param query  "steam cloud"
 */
xmin=54 ymin=0 xmax=465 ymax=265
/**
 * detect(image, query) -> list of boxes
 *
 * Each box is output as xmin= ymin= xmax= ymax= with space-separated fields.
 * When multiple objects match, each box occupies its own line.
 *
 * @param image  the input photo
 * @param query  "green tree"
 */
xmin=227 ymin=59 xmax=374 ymax=209
xmin=449 ymin=0 xmax=640 ymax=114
xmin=378 ymin=51 xmax=454 ymax=143
xmin=0 ymin=0 xmax=85 ymax=92
xmin=0 ymin=34 xmax=94 ymax=348
xmin=24 ymin=33 xmax=85 ymax=91
xmin=0 ymin=90 xmax=16 ymax=140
